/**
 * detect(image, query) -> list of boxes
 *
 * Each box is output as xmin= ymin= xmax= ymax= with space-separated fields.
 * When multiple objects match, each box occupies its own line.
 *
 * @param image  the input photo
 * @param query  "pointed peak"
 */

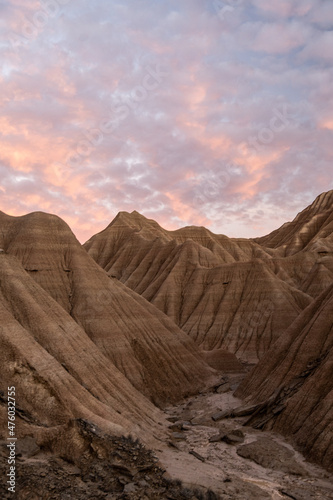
xmin=91 ymin=210 xmax=167 ymax=239
xmin=294 ymin=189 xmax=333 ymax=221
xmin=111 ymin=210 xmax=155 ymax=226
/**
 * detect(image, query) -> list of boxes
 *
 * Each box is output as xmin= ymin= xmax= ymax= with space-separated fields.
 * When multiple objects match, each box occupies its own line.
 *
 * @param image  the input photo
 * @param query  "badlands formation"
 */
xmin=1 ymin=190 xmax=333 ymax=498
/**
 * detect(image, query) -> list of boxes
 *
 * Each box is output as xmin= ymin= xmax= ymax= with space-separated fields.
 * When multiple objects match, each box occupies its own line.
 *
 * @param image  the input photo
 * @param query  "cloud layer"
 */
xmin=0 ymin=0 xmax=332 ymax=241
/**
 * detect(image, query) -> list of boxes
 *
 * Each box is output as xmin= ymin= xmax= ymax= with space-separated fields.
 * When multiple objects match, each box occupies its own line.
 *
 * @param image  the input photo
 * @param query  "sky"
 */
xmin=0 ymin=0 xmax=332 ymax=242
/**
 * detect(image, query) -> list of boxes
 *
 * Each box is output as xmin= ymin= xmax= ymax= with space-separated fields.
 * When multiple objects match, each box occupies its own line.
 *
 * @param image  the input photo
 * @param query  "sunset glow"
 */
xmin=1 ymin=0 xmax=332 ymax=241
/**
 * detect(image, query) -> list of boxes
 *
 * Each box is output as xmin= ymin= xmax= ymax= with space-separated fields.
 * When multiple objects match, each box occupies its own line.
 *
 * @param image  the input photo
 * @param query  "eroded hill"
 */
xmin=84 ymin=192 xmax=333 ymax=363
xmin=1 ymin=190 xmax=333 ymax=488
xmin=0 ymin=211 xmax=215 ymax=408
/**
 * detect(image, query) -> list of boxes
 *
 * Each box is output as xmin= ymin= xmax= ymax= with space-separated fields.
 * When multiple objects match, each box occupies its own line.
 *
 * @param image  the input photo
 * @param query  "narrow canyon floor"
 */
xmin=1 ymin=373 xmax=333 ymax=499
xmin=156 ymin=372 xmax=333 ymax=500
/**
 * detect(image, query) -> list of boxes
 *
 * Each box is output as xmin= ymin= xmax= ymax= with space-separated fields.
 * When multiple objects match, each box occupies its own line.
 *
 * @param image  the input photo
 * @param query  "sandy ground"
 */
xmin=155 ymin=374 xmax=333 ymax=499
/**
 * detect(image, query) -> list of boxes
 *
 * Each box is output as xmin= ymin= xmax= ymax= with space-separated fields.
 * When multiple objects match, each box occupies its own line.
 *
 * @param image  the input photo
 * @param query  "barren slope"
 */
xmin=255 ymin=190 xmax=333 ymax=256
xmin=84 ymin=211 xmax=313 ymax=362
xmin=254 ymin=191 xmax=333 ymax=301
xmin=0 ymin=211 xmax=215 ymax=406
xmin=0 ymin=253 xmax=165 ymax=442
xmin=236 ymin=283 xmax=333 ymax=471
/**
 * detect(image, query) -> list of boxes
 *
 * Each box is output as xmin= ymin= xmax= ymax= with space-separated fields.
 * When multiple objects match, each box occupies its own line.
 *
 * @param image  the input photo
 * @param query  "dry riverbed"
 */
xmin=156 ymin=373 xmax=333 ymax=499
xmin=1 ymin=374 xmax=332 ymax=499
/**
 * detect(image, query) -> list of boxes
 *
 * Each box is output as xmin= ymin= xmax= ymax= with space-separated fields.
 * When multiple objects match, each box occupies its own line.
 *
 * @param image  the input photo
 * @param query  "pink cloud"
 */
xmin=299 ymin=31 xmax=333 ymax=62
xmin=248 ymin=21 xmax=312 ymax=54
xmin=0 ymin=0 xmax=332 ymax=242
xmin=252 ymin=0 xmax=316 ymax=19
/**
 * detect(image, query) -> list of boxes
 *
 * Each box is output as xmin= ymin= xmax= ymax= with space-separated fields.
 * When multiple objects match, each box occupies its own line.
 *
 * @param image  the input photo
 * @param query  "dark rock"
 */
xmin=237 ymin=437 xmax=307 ymax=476
xmin=221 ymin=429 xmax=245 ymax=445
xmin=189 ymin=450 xmax=205 ymax=462
xmin=166 ymin=416 xmax=179 ymax=423
xmin=171 ymin=432 xmax=186 ymax=441
xmin=168 ymin=441 xmax=180 ymax=449
xmin=232 ymin=404 xmax=263 ymax=417
xmin=211 ymin=410 xmax=231 ymax=421
xmin=168 ymin=420 xmax=191 ymax=431
xmin=279 ymin=491 xmax=298 ymax=499
xmin=272 ymin=404 xmax=286 ymax=415
xmin=216 ymin=382 xmax=231 ymax=394
xmin=209 ymin=433 xmax=223 ymax=443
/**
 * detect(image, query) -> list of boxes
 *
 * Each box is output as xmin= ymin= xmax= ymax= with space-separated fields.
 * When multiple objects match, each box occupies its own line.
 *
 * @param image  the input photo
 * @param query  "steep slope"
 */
xmin=252 ymin=191 xmax=333 ymax=298
xmin=255 ymin=190 xmax=333 ymax=256
xmin=236 ymin=283 xmax=333 ymax=471
xmin=0 ymin=253 xmax=164 ymax=444
xmin=0 ymin=211 xmax=215 ymax=407
xmin=84 ymin=211 xmax=312 ymax=362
